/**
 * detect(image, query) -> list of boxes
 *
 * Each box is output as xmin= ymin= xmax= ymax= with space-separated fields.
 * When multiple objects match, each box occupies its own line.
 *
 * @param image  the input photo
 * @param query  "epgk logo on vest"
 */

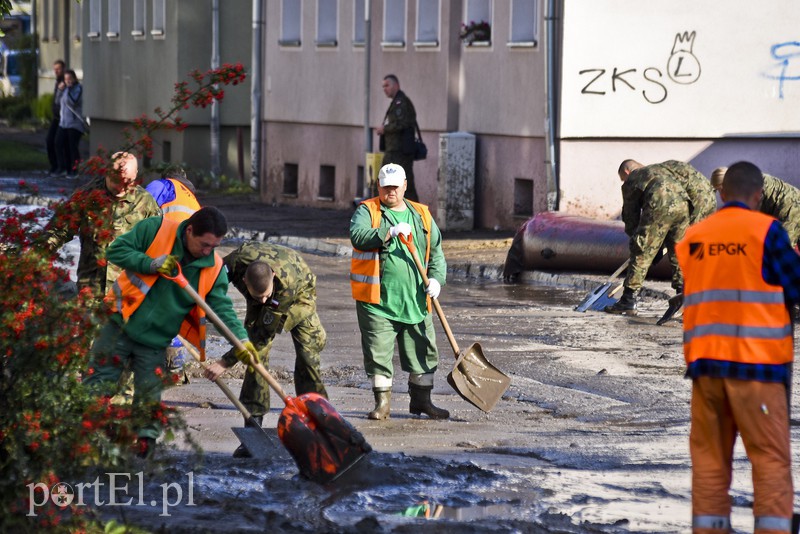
xmin=690 ymin=242 xmax=747 ymax=260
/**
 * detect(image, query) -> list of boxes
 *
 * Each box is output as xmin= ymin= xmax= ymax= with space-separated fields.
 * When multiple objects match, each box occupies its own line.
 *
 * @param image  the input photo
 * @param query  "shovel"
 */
xmin=161 ymin=266 xmax=371 ymax=484
xmin=575 ymin=259 xmax=630 ymax=312
xmin=399 ymin=234 xmax=511 ymax=412
xmin=176 ymin=335 xmax=283 ymax=459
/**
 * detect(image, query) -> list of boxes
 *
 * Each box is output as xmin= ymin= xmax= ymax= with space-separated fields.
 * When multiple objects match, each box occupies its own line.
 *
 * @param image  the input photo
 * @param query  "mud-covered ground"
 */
xmin=121 ymin=246 xmax=799 ymax=534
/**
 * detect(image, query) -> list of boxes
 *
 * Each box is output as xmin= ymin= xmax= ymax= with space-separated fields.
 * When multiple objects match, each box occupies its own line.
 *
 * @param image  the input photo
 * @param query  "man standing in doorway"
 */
xmin=377 ymin=74 xmax=419 ymax=202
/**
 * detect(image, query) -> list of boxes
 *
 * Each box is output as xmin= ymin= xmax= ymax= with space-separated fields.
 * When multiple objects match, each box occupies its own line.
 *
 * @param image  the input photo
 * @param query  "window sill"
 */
xmin=87 ymin=32 xmax=101 ymax=40
xmin=106 ymin=32 xmax=120 ymax=40
xmin=131 ymin=30 xmax=145 ymax=37
xmin=316 ymin=196 xmax=334 ymax=202
xmin=381 ymin=40 xmax=405 ymax=48
xmin=315 ymin=40 xmax=337 ymax=48
xmin=507 ymin=41 xmax=537 ymax=49
xmin=282 ymin=193 xmax=298 ymax=199
xmin=464 ymin=40 xmax=491 ymax=48
xmin=413 ymin=40 xmax=439 ymax=48
xmin=353 ymin=41 xmax=365 ymax=48
xmin=150 ymin=29 xmax=165 ymax=39
xmin=279 ymin=39 xmax=301 ymax=47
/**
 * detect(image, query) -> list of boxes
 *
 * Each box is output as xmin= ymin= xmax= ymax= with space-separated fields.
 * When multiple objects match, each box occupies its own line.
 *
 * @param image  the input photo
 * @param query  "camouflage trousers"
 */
xmin=382 ymin=152 xmax=417 ymax=202
xmin=625 ymin=200 xmax=690 ymax=292
xmin=240 ymin=312 xmax=328 ymax=416
xmin=689 ymin=194 xmax=717 ymax=225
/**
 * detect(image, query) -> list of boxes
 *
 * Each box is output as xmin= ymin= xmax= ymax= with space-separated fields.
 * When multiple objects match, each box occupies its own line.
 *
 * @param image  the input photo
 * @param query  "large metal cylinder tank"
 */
xmin=503 ymin=212 xmax=672 ymax=280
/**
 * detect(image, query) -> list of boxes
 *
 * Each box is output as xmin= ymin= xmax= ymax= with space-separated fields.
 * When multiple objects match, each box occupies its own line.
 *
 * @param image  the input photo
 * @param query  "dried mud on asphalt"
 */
xmin=137 ymin=245 xmax=799 ymax=534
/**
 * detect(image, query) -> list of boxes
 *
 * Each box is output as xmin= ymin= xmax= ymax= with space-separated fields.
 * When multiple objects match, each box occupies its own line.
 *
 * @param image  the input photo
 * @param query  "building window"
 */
xmin=415 ymin=0 xmax=439 ymax=47
xmin=71 ymin=1 xmax=82 ymax=42
xmin=513 ymin=178 xmax=534 ymax=217
xmin=382 ymin=0 xmax=405 ymax=47
xmin=280 ymin=0 xmax=302 ymax=47
xmin=48 ymin=0 xmax=60 ymax=43
xmin=151 ymin=0 xmax=165 ymax=37
xmin=132 ymin=0 xmax=146 ymax=38
xmin=318 ymin=165 xmax=336 ymax=200
xmin=509 ymin=0 xmax=537 ymax=47
xmin=464 ymin=0 xmax=491 ymax=46
xmin=316 ymin=0 xmax=337 ymax=47
xmin=41 ymin=0 xmax=50 ymax=42
xmin=88 ymin=0 xmax=101 ymax=39
xmin=283 ymin=163 xmax=299 ymax=196
xmin=353 ymin=0 xmax=365 ymax=46
xmin=107 ymin=0 xmax=121 ymax=39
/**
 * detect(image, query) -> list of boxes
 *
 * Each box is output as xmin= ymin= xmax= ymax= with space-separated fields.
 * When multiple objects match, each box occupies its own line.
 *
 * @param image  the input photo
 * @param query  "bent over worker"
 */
xmin=349 ymin=163 xmax=449 ymax=420
xmin=203 ymin=241 xmax=329 ymax=458
xmin=605 ymin=161 xmax=691 ymax=315
xmin=677 ymin=161 xmax=799 ymax=534
xmin=85 ymin=207 xmax=259 ymax=458
xmin=712 ymin=167 xmax=800 ymax=246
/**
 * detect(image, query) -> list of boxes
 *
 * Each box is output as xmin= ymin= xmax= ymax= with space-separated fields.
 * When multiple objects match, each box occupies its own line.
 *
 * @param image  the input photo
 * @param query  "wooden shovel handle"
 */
xmin=176 ymin=335 xmax=255 ymax=421
xmin=398 ymin=234 xmax=462 ymax=358
xmin=163 ymin=267 xmax=291 ymax=404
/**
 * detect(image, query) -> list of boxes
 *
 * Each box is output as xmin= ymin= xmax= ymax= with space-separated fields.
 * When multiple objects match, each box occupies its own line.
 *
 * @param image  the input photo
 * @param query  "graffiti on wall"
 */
xmin=578 ymin=31 xmax=701 ymax=105
xmin=763 ymin=42 xmax=800 ymax=99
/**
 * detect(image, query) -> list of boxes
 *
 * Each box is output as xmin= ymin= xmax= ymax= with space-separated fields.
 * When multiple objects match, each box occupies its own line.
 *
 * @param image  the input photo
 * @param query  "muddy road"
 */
xmin=120 ymin=244 xmax=799 ymax=534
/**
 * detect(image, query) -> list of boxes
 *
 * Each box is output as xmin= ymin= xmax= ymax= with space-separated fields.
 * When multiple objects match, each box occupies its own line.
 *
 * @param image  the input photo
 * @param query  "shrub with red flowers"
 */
xmin=0 ymin=63 xmax=246 ymax=531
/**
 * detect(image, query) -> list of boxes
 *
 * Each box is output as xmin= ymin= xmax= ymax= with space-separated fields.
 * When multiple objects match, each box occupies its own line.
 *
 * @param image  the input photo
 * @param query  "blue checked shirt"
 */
xmin=685 ymin=201 xmax=800 ymax=383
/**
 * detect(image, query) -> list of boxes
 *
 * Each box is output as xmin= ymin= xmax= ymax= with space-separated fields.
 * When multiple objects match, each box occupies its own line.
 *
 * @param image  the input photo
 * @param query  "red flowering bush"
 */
xmin=0 ymin=63 xmax=246 ymax=531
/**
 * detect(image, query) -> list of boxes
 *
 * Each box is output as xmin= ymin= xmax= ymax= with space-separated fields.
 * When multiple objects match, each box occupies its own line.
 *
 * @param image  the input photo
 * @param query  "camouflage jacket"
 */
xmin=622 ymin=168 xmax=689 ymax=236
xmin=381 ymin=90 xmax=417 ymax=154
xmin=761 ymin=174 xmax=800 ymax=243
xmin=223 ymin=242 xmax=317 ymax=339
xmin=658 ymin=160 xmax=716 ymax=223
xmin=40 ymin=176 xmax=161 ymax=297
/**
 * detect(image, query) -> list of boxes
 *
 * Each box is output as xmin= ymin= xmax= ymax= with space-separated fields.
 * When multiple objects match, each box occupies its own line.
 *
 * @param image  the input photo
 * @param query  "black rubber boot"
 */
xmin=408 ymin=383 xmax=450 ymax=420
xmin=368 ymin=388 xmax=391 ymax=420
xmin=233 ymin=415 xmax=263 ymax=458
xmin=604 ymin=287 xmax=638 ymax=316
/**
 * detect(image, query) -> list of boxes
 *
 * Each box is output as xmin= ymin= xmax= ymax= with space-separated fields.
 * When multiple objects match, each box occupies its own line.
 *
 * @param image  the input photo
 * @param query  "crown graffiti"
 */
xmin=671 ymin=31 xmax=696 ymax=54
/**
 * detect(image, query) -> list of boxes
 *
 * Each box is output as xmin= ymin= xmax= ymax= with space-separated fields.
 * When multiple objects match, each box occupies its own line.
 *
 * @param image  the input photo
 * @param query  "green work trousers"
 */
xmin=356 ymin=302 xmax=439 ymax=379
xmin=240 ymin=311 xmax=328 ymax=416
xmin=83 ymin=321 xmax=167 ymax=439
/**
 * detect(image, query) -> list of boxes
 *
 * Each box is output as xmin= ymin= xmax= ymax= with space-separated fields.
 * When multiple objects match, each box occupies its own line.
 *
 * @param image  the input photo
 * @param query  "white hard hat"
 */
xmin=378 ymin=164 xmax=406 ymax=187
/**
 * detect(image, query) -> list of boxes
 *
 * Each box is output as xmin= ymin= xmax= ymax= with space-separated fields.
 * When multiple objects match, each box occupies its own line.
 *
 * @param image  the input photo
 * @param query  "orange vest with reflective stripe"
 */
xmin=350 ymin=198 xmax=432 ymax=304
xmin=161 ymin=179 xmax=201 ymax=222
xmin=676 ymin=207 xmax=792 ymax=365
xmin=107 ymin=218 xmax=223 ymax=360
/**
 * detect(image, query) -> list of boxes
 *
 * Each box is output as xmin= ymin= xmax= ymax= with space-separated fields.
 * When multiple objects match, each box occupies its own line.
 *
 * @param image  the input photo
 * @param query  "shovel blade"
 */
xmin=231 ymin=426 xmax=289 ymax=460
xmin=575 ymin=282 xmax=614 ymax=312
xmin=278 ymin=393 xmax=372 ymax=484
xmin=447 ymin=343 xmax=511 ymax=412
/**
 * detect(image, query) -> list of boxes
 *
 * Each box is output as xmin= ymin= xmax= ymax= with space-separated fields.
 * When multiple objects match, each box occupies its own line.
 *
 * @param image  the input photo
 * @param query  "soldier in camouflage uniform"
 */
xmin=203 ymin=241 xmax=329 ymax=457
xmin=39 ymin=152 xmax=161 ymax=299
xmin=377 ymin=74 xmax=419 ymax=202
xmin=712 ymin=167 xmax=800 ymax=245
xmin=605 ymin=160 xmax=691 ymax=315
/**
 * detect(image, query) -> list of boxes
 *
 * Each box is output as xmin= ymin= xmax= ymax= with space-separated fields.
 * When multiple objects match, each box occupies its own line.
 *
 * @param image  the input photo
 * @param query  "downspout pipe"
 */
xmin=543 ymin=0 xmax=559 ymax=210
xmin=250 ymin=0 xmax=264 ymax=192
xmin=210 ymin=0 xmax=221 ymax=181
xmin=362 ymin=0 xmax=372 ymax=199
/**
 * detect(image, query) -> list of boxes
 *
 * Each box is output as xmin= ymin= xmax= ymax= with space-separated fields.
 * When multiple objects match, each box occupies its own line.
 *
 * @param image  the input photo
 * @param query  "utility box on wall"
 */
xmin=437 ymin=132 xmax=476 ymax=231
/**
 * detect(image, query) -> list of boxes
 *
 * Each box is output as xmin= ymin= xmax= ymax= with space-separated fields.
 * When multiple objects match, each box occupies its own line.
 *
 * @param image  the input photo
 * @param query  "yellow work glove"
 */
xmin=234 ymin=340 xmax=260 ymax=371
xmin=150 ymin=254 xmax=179 ymax=275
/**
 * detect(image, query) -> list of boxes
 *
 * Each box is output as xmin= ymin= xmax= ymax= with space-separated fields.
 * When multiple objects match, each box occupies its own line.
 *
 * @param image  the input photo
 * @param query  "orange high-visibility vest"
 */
xmin=108 ymin=218 xmax=223 ymax=360
xmin=350 ymin=197 xmax=432 ymax=304
xmin=676 ymin=207 xmax=792 ymax=366
xmin=161 ymin=178 xmax=201 ymax=222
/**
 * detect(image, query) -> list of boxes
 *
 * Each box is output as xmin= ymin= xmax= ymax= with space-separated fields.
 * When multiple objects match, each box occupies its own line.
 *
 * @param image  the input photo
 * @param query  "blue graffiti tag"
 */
xmin=765 ymin=42 xmax=800 ymax=99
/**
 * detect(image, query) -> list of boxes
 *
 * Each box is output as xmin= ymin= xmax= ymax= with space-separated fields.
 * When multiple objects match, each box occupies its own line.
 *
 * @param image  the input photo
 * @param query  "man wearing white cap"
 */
xmin=349 ymin=163 xmax=449 ymax=420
